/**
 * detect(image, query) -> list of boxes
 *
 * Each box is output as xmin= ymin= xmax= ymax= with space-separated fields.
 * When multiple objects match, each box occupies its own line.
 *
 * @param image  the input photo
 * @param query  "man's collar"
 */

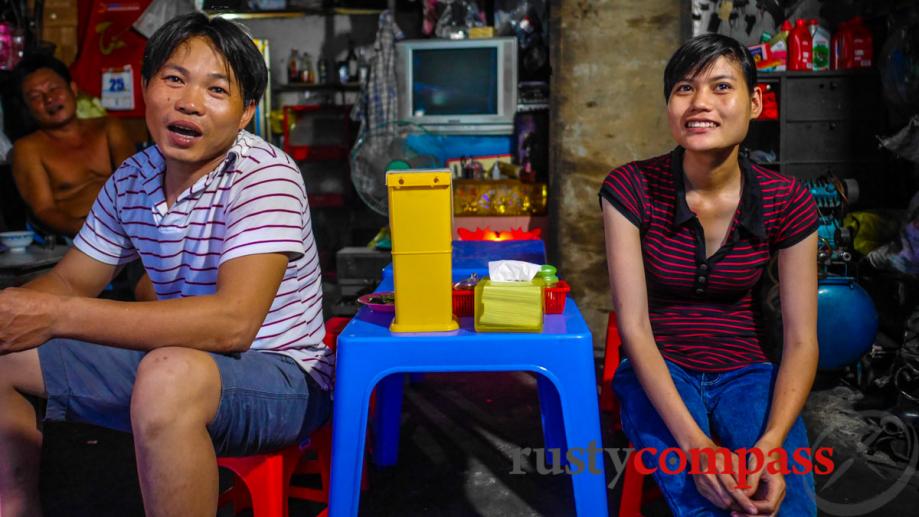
xmin=225 ymin=130 xmax=256 ymax=165
xmin=670 ymin=146 xmax=766 ymax=240
xmin=134 ymin=130 xmax=256 ymax=180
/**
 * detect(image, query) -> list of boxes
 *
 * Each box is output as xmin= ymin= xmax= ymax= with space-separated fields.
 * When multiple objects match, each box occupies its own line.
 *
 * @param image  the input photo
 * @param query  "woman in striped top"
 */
xmin=601 ymin=35 xmax=819 ymax=516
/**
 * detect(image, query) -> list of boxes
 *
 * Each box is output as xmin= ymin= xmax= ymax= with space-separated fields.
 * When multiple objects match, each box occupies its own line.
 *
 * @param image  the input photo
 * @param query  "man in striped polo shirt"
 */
xmin=0 ymin=13 xmax=332 ymax=516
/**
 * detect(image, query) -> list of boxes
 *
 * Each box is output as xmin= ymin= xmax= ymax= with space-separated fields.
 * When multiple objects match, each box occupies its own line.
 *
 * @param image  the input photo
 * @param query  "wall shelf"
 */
xmin=273 ymin=82 xmax=361 ymax=93
xmin=207 ymin=8 xmax=382 ymax=20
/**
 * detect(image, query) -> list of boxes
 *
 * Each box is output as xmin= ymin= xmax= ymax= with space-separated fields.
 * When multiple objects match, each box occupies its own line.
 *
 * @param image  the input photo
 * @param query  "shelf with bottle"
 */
xmin=273 ymin=82 xmax=361 ymax=93
xmin=758 ymin=69 xmax=877 ymax=78
xmin=207 ymin=7 xmax=383 ymax=20
xmin=278 ymin=39 xmax=367 ymax=94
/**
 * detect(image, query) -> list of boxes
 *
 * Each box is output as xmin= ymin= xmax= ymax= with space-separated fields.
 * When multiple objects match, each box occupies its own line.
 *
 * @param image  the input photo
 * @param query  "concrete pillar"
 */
xmin=550 ymin=0 xmax=682 ymax=354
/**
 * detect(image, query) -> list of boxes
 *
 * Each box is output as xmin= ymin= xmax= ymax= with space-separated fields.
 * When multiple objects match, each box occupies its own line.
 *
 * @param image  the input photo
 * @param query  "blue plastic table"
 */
xmin=376 ymin=238 xmax=547 ymax=465
xmin=328 ymin=282 xmax=608 ymax=515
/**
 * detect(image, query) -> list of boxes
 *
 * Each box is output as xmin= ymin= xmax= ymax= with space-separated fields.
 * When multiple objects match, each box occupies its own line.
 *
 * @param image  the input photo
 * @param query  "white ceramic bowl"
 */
xmin=0 ymin=231 xmax=35 ymax=253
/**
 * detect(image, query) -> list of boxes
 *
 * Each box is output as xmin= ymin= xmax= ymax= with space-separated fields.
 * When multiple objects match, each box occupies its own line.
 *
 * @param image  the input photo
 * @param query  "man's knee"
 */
xmin=0 ymin=349 xmax=45 ymax=397
xmin=131 ymin=348 xmax=220 ymax=438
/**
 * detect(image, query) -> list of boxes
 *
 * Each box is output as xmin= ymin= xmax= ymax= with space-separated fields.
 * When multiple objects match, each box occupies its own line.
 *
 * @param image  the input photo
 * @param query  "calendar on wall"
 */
xmin=101 ymin=65 xmax=135 ymax=111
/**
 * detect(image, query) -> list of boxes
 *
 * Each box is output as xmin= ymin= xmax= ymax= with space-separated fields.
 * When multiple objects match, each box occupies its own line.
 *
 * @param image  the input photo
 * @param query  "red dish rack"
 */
xmin=452 ymin=280 xmax=570 ymax=317
xmin=282 ymin=104 xmax=353 ymax=208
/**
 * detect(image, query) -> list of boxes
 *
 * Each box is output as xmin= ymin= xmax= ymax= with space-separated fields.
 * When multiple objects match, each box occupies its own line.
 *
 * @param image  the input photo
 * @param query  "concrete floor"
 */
xmin=37 ymin=370 xmax=919 ymax=516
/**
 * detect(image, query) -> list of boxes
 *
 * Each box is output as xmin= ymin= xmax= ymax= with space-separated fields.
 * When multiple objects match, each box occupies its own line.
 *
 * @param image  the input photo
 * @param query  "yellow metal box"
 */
xmin=386 ymin=169 xmax=458 ymax=332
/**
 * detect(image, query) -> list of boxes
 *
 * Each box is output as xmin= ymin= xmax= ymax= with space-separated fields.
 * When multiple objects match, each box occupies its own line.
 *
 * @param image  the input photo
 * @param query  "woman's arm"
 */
xmin=736 ymin=232 xmax=819 ymax=516
xmin=759 ymin=232 xmax=819 ymax=450
xmin=603 ymin=200 xmax=757 ymax=513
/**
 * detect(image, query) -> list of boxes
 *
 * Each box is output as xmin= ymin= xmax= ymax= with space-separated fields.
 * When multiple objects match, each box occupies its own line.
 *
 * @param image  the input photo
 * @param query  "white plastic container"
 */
xmin=809 ymin=19 xmax=832 ymax=71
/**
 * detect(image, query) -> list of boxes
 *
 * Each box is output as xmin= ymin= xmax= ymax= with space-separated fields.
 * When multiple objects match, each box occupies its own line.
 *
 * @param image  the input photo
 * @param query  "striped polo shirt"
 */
xmin=75 ymin=130 xmax=334 ymax=389
xmin=599 ymin=147 xmax=818 ymax=371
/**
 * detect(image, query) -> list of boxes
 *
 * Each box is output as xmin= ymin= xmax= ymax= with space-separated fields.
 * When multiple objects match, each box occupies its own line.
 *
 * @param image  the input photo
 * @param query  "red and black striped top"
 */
xmin=599 ymin=147 xmax=818 ymax=371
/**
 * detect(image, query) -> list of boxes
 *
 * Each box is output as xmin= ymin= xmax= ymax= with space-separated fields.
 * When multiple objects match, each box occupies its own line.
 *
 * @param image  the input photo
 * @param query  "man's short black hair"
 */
xmin=663 ymin=34 xmax=757 ymax=101
xmin=141 ymin=12 xmax=267 ymax=106
xmin=13 ymin=52 xmax=72 ymax=95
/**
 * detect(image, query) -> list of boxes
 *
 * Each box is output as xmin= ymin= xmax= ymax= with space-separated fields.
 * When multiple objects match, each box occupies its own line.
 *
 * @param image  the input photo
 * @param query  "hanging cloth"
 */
xmin=352 ymin=10 xmax=404 ymax=137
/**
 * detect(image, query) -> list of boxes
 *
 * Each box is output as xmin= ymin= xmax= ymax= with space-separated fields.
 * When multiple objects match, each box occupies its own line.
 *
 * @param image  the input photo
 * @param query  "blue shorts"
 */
xmin=38 ymin=338 xmax=331 ymax=457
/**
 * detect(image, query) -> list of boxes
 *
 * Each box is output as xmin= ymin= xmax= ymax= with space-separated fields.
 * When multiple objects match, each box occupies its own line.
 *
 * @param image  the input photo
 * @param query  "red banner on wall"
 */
xmin=70 ymin=0 xmax=151 ymax=118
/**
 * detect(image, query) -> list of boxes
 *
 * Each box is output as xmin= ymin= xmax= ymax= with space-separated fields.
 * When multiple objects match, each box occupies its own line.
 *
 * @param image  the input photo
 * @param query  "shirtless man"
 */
xmin=11 ymin=54 xmax=136 ymax=237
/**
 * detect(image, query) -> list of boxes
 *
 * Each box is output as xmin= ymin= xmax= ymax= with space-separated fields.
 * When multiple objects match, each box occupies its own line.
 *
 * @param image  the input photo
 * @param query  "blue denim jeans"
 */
xmin=613 ymin=358 xmax=816 ymax=517
xmin=38 ymin=338 xmax=331 ymax=457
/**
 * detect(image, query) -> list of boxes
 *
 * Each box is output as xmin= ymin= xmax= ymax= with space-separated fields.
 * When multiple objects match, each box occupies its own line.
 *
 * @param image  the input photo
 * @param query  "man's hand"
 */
xmin=689 ymin=439 xmax=759 ymax=514
xmin=0 ymin=287 xmax=62 ymax=354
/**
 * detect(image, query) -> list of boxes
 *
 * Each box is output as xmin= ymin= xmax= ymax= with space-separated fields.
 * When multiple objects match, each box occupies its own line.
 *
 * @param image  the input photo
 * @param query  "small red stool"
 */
xmin=618 ymin=444 xmax=662 ymax=517
xmin=217 ymin=317 xmax=353 ymax=516
xmin=600 ymin=312 xmax=663 ymax=516
xmin=217 ymin=444 xmax=305 ymax=516
xmin=599 ymin=312 xmax=622 ymax=415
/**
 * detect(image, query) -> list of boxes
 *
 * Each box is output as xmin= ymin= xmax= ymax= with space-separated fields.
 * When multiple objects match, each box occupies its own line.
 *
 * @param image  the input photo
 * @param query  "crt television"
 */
xmin=396 ymin=38 xmax=518 ymax=135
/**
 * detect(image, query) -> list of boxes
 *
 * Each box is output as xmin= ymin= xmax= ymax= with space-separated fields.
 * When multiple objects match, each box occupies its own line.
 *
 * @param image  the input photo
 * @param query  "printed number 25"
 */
xmin=108 ymin=77 xmax=125 ymax=92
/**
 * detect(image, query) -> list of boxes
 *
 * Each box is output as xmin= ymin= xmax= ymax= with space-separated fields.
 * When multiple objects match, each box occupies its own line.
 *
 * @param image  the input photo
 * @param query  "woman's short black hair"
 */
xmin=14 ymin=52 xmax=72 ymax=94
xmin=141 ymin=12 xmax=267 ymax=106
xmin=663 ymin=34 xmax=757 ymax=101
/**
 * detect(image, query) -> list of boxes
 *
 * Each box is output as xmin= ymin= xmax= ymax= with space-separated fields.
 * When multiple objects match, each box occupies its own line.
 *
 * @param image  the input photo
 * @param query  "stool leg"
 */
xmin=536 ymin=374 xmax=567 ymax=466
xmin=231 ymin=455 xmax=287 ymax=517
xmin=619 ymin=446 xmax=647 ymax=517
xmin=372 ymin=374 xmax=403 ymax=467
xmin=600 ymin=312 xmax=621 ymax=413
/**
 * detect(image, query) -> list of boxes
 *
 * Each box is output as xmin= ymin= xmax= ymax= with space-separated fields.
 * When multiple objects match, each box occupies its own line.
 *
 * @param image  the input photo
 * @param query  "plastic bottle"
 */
xmin=287 ymin=48 xmax=300 ymax=83
xmin=768 ymin=20 xmax=793 ymax=71
xmin=346 ymin=39 xmax=359 ymax=82
xmin=788 ymin=19 xmax=813 ymax=71
xmin=317 ymin=57 xmax=328 ymax=84
xmin=850 ymin=16 xmax=874 ymax=68
xmin=831 ymin=20 xmax=853 ymax=70
xmin=336 ymin=59 xmax=349 ymax=84
xmin=809 ymin=18 xmax=831 ymax=71
xmin=300 ymin=51 xmax=314 ymax=84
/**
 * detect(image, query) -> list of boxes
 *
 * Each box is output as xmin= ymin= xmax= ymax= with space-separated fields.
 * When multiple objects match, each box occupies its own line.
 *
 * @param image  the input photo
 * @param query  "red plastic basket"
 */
xmin=544 ymin=280 xmax=570 ymax=314
xmin=452 ymin=288 xmax=475 ymax=317
xmin=452 ymin=280 xmax=570 ymax=317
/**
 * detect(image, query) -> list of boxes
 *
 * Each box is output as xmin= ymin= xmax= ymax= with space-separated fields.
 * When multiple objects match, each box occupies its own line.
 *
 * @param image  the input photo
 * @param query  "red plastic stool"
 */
xmin=600 ymin=311 xmax=663 ymax=516
xmin=289 ymin=424 xmax=332 ymax=502
xmin=600 ymin=312 xmax=622 ymax=415
xmin=218 ymin=444 xmax=304 ymax=516
xmin=618 ymin=443 xmax=663 ymax=517
xmin=217 ymin=317 xmax=353 ymax=516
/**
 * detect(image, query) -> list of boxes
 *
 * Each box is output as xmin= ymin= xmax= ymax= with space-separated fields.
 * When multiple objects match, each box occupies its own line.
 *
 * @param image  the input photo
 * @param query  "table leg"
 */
xmin=329 ymin=367 xmax=375 ymax=517
xmin=547 ymin=366 xmax=609 ymax=515
xmin=536 ymin=373 xmax=567 ymax=466
xmin=372 ymin=373 xmax=404 ymax=467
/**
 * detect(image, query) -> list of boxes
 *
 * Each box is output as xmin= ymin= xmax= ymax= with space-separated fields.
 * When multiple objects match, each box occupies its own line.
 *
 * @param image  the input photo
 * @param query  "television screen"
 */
xmin=411 ymin=48 xmax=499 ymax=117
